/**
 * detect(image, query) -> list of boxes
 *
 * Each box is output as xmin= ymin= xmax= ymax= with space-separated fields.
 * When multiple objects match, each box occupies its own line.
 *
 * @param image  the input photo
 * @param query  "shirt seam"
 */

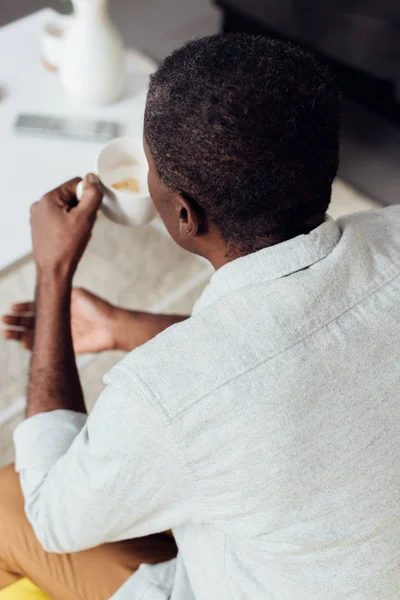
xmin=119 ymin=367 xmax=206 ymax=528
xmin=122 ymin=367 xmax=170 ymax=424
xmin=171 ymin=267 xmax=400 ymax=421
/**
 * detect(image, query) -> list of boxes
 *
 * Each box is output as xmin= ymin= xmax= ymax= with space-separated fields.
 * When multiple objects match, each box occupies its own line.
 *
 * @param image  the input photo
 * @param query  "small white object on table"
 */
xmin=0 ymin=8 xmax=156 ymax=273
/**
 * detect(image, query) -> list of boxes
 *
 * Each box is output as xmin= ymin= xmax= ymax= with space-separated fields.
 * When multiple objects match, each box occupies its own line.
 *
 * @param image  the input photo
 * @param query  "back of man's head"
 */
xmin=145 ymin=34 xmax=340 ymax=253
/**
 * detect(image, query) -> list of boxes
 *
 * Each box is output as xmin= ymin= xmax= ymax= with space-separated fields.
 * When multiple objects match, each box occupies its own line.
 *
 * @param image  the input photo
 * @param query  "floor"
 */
xmin=340 ymin=100 xmax=400 ymax=207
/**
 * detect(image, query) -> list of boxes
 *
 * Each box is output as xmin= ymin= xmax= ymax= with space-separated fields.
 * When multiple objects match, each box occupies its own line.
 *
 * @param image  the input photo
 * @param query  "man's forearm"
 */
xmin=112 ymin=309 xmax=189 ymax=352
xmin=27 ymin=271 xmax=85 ymax=418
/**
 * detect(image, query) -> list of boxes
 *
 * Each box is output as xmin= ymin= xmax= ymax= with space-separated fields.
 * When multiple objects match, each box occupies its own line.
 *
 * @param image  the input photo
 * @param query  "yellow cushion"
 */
xmin=0 ymin=579 xmax=51 ymax=600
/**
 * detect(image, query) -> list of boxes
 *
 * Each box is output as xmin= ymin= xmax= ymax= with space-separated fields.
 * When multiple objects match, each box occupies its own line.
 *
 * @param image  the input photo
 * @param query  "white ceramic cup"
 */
xmin=76 ymin=137 xmax=156 ymax=226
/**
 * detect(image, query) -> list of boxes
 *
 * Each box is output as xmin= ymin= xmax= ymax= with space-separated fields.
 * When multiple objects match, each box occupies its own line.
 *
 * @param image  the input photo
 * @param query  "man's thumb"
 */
xmin=77 ymin=174 xmax=103 ymax=215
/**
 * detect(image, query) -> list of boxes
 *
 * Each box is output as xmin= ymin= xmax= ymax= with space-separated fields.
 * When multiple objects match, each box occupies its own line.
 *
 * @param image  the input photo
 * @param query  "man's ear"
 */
xmin=174 ymin=193 xmax=205 ymax=239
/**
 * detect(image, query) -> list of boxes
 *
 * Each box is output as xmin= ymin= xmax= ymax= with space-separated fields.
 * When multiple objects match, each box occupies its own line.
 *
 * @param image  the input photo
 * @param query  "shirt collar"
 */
xmin=193 ymin=216 xmax=341 ymax=314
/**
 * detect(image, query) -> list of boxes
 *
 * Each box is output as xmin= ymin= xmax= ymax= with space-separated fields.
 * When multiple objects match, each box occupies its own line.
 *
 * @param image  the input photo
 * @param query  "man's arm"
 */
xmin=26 ymin=176 xmax=102 ymax=417
xmin=112 ymin=309 xmax=188 ymax=352
xmin=15 ymin=176 xmax=194 ymax=552
xmin=28 ymin=274 xmax=85 ymax=417
xmin=3 ymin=288 xmax=188 ymax=356
xmin=16 ymin=381 xmax=193 ymax=553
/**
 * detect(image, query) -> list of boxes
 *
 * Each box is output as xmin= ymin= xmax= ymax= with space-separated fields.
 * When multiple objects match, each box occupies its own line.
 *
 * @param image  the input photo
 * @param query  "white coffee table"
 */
xmin=0 ymin=8 xmax=157 ymax=273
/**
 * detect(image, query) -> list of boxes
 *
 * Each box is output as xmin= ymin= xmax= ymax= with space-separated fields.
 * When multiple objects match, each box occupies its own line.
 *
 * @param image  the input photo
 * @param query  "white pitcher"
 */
xmin=60 ymin=0 xmax=125 ymax=105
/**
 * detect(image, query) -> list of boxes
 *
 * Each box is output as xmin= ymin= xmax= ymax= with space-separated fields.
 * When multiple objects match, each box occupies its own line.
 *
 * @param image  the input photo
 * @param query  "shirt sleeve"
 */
xmin=13 ymin=377 xmax=195 ymax=554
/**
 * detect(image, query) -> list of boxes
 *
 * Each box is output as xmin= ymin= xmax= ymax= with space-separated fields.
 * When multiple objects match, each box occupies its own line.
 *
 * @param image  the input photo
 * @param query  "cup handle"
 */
xmin=76 ymin=180 xmax=84 ymax=201
xmin=76 ymin=179 xmax=106 ymax=201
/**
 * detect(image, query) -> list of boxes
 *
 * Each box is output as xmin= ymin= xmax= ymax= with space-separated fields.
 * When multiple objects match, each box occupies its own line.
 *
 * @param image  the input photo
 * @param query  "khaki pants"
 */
xmin=0 ymin=465 xmax=177 ymax=600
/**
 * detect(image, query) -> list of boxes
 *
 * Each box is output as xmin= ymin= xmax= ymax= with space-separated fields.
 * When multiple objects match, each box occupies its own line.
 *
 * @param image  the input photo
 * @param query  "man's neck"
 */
xmin=204 ymin=213 xmax=327 ymax=271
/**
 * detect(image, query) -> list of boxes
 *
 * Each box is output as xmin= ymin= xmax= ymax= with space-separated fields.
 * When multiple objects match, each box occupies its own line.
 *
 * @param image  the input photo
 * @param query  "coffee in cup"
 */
xmin=76 ymin=137 xmax=156 ymax=226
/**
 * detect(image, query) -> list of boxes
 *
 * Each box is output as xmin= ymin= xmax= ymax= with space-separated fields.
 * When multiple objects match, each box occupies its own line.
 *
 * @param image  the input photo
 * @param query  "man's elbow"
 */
xmin=33 ymin=528 xmax=81 ymax=554
xmin=31 ymin=522 xmax=88 ymax=554
xmin=34 ymin=531 xmax=66 ymax=554
xmin=26 ymin=506 xmax=89 ymax=554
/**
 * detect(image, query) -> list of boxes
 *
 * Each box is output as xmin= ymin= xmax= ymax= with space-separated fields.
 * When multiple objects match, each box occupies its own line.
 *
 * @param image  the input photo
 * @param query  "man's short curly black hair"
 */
xmin=145 ymin=34 xmax=340 ymax=253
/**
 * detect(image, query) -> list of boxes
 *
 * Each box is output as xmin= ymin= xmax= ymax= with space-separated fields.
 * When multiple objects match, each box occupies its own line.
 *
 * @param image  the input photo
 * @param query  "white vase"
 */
xmin=41 ymin=14 xmax=72 ymax=72
xmin=60 ymin=0 xmax=125 ymax=106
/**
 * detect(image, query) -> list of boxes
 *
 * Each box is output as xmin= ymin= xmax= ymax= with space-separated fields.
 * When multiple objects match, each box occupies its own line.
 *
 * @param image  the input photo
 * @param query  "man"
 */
xmin=1 ymin=33 xmax=400 ymax=600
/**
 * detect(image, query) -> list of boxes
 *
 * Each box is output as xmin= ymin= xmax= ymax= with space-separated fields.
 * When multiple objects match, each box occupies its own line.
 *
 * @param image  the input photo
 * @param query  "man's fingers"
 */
xmin=2 ymin=314 xmax=34 ymax=328
xmin=43 ymin=177 xmax=82 ymax=209
xmin=11 ymin=301 xmax=35 ymax=312
xmin=23 ymin=332 xmax=34 ymax=350
xmin=77 ymin=174 xmax=103 ymax=216
xmin=3 ymin=329 xmax=25 ymax=341
xmin=61 ymin=177 xmax=83 ymax=196
xmin=3 ymin=329 xmax=26 ymax=342
xmin=37 ymin=175 xmax=102 ymax=216
xmin=2 ymin=328 xmax=33 ymax=350
xmin=58 ymin=177 xmax=82 ymax=208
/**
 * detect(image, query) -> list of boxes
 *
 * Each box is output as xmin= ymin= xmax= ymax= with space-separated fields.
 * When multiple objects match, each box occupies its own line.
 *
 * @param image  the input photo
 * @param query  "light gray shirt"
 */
xmin=14 ymin=207 xmax=400 ymax=599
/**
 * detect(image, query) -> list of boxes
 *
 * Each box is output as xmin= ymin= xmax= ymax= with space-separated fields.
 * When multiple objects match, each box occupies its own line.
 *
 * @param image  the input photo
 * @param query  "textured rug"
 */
xmin=0 ymin=179 xmax=380 ymax=466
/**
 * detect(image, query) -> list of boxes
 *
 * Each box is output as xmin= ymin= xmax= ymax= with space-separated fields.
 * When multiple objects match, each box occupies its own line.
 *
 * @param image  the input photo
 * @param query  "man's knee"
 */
xmin=0 ymin=464 xmax=21 ymax=502
xmin=0 ymin=464 xmax=25 ymax=538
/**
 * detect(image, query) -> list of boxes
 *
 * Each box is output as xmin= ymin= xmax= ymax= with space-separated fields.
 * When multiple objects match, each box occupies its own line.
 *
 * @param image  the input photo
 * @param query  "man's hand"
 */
xmin=3 ymin=289 xmax=190 ymax=355
xmin=22 ymin=175 xmax=102 ymax=417
xmin=31 ymin=175 xmax=103 ymax=279
xmin=2 ymin=288 xmax=116 ymax=354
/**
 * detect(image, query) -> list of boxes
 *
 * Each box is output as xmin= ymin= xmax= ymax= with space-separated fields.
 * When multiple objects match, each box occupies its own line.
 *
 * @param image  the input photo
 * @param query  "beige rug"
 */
xmin=0 ymin=179 xmax=380 ymax=467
